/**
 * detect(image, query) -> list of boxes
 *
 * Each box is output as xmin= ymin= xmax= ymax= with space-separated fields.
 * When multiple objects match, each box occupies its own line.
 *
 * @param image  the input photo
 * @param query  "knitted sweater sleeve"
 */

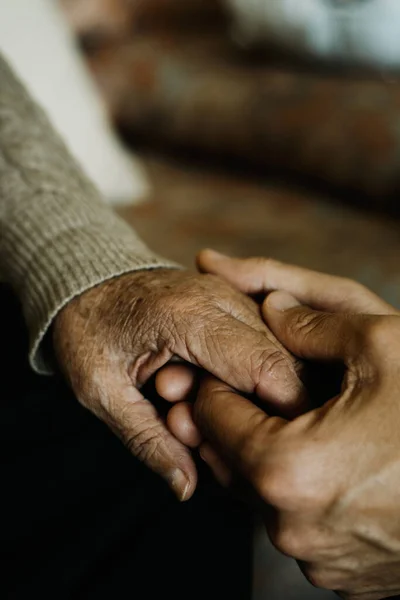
xmin=0 ymin=53 xmax=179 ymax=374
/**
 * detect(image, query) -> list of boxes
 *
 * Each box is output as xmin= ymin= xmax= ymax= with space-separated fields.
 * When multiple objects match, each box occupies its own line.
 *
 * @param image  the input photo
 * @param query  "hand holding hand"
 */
xmin=193 ymin=293 xmax=400 ymax=599
xmin=53 ymin=267 xmax=304 ymax=501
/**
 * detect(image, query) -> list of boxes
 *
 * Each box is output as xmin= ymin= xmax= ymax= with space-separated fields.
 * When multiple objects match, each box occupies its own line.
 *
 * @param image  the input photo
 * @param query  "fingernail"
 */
xmin=199 ymin=448 xmax=207 ymax=462
xmin=267 ymin=291 xmax=300 ymax=311
xmin=199 ymin=444 xmax=212 ymax=464
xmin=168 ymin=469 xmax=190 ymax=502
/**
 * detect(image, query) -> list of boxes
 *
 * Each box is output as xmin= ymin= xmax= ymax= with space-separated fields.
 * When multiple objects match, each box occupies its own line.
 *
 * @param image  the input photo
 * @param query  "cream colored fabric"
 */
xmin=0 ymin=53 xmax=178 ymax=374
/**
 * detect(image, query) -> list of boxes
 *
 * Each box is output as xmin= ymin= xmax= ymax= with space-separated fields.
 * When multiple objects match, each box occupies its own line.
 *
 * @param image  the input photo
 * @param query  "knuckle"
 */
xmin=257 ymin=448 xmax=332 ymax=512
xmin=305 ymin=567 xmax=342 ymax=591
xmin=258 ymin=348 xmax=291 ymax=377
xmin=255 ymin=348 xmax=296 ymax=395
xmin=123 ymin=425 xmax=162 ymax=464
xmin=254 ymin=454 xmax=299 ymax=508
xmin=271 ymin=528 xmax=310 ymax=559
xmin=256 ymin=466 xmax=291 ymax=507
xmin=251 ymin=257 xmax=281 ymax=284
xmin=291 ymin=311 xmax=328 ymax=342
xmin=305 ymin=568 xmax=330 ymax=590
xmin=253 ymin=256 xmax=275 ymax=270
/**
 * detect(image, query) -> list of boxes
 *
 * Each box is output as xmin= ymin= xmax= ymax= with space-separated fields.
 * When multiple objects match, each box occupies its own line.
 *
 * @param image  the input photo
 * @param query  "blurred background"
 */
xmin=58 ymin=0 xmax=400 ymax=309
xmin=3 ymin=0 xmax=400 ymax=597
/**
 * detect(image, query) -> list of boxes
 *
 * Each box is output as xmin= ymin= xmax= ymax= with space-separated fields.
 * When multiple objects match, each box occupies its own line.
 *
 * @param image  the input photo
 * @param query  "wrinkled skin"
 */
xmin=53 ymin=267 xmax=305 ymax=501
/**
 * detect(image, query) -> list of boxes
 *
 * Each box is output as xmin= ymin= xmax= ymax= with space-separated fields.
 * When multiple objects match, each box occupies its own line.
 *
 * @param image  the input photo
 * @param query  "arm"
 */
xmin=0 ymin=59 xmax=306 ymax=500
xmin=0 ymin=52 xmax=177 ymax=373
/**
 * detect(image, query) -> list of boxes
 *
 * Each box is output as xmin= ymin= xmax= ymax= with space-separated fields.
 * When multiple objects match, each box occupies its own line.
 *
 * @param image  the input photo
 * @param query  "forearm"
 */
xmin=0 ymin=53 xmax=178 ymax=373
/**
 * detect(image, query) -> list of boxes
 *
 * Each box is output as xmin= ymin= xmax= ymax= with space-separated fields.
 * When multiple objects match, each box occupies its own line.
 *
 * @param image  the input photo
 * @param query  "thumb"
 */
xmin=263 ymin=291 xmax=359 ymax=362
xmin=102 ymin=382 xmax=197 ymax=501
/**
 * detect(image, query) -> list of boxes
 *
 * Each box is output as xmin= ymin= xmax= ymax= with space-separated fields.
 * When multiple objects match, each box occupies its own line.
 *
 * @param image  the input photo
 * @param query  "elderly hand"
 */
xmin=52 ymin=267 xmax=304 ymax=501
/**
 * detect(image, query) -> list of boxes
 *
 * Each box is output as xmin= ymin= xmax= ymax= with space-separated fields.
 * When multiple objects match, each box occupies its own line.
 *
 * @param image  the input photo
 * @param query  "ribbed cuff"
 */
xmin=0 ymin=53 xmax=181 ymax=374
xmin=1 ymin=196 xmax=181 ymax=374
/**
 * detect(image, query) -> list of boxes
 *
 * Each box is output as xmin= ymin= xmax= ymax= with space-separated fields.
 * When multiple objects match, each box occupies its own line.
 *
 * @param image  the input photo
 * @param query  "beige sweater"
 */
xmin=0 ymin=53 xmax=177 ymax=374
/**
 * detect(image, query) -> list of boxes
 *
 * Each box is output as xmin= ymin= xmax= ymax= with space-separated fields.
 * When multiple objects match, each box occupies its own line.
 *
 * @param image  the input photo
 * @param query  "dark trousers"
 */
xmin=1 ymin=285 xmax=252 ymax=599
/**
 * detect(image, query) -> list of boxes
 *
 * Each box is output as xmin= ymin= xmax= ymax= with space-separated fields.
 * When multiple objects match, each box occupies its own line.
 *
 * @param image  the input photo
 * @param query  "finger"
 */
xmin=199 ymin=443 xmax=233 ymax=488
xmin=156 ymin=364 xmax=197 ymax=403
xmin=194 ymin=376 xmax=287 ymax=482
xmin=173 ymin=310 xmax=308 ymax=415
xmin=157 ymin=327 xmax=307 ymax=416
xmin=197 ymin=250 xmax=270 ymax=295
xmin=167 ymin=402 xmax=203 ymax=448
xmin=263 ymin=291 xmax=361 ymax=362
xmin=197 ymin=250 xmax=394 ymax=315
xmin=105 ymin=382 xmax=197 ymax=501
